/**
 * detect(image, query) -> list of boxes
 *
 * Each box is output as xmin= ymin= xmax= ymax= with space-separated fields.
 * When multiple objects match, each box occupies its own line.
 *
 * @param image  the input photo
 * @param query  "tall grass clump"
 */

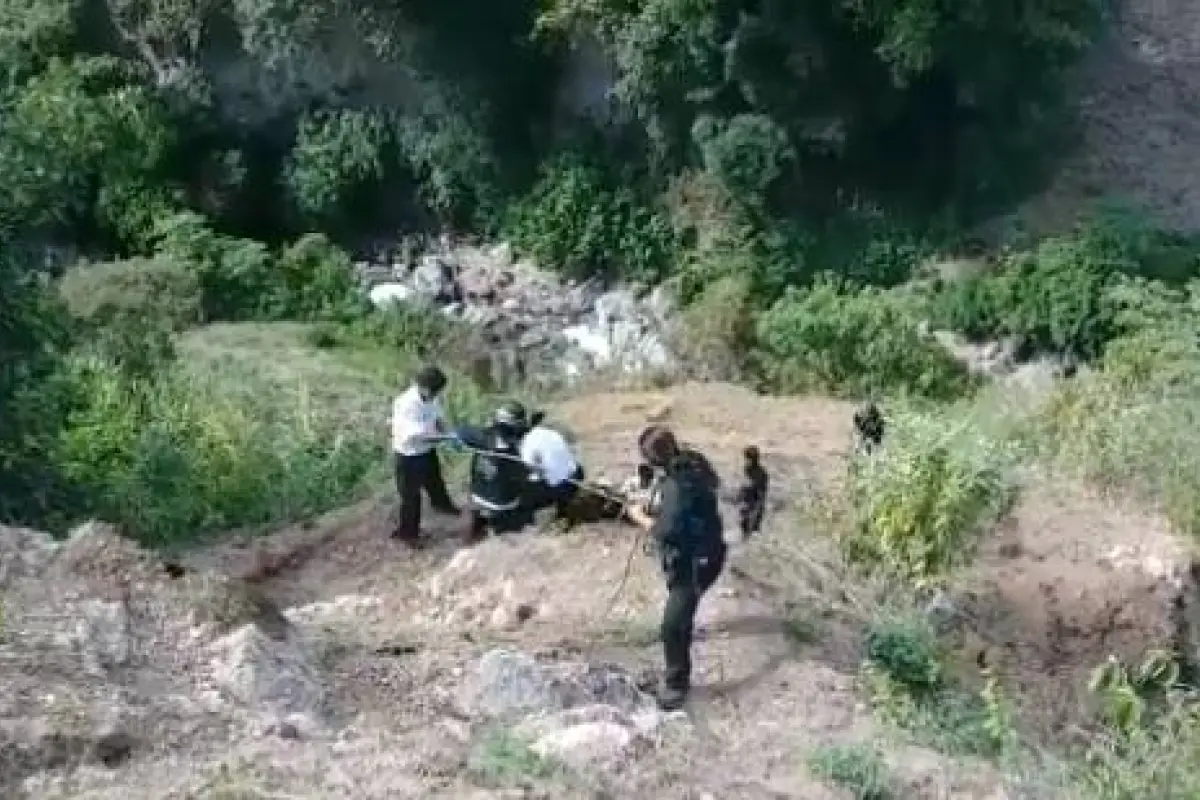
xmin=840 ymin=408 xmax=1022 ymax=585
xmin=1034 ymin=316 xmax=1200 ymax=538
xmin=54 ymin=350 xmax=383 ymax=546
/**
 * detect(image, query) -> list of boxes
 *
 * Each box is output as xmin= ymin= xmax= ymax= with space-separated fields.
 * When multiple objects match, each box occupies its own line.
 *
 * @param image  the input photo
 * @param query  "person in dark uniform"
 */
xmin=734 ymin=445 xmax=769 ymax=540
xmin=624 ymin=425 xmax=727 ymax=711
xmin=390 ymin=365 xmax=459 ymax=547
xmin=853 ymin=400 xmax=886 ymax=455
xmin=455 ymin=400 xmax=534 ymax=545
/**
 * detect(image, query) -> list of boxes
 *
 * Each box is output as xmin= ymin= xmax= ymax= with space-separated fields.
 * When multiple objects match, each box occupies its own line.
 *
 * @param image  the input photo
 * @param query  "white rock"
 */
xmin=367 ymin=282 xmax=418 ymax=308
xmin=531 ymin=721 xmax=634 ymax=768
xmin=207 ymin=624 xmax=326 ymax=717
xmin=76 ymin=600 xmax=132 ymax=676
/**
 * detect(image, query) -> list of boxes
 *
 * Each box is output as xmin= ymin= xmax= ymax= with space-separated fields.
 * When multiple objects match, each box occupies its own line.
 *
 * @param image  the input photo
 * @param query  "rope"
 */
xmin=426 ymin=433 xmax=649 ymax=619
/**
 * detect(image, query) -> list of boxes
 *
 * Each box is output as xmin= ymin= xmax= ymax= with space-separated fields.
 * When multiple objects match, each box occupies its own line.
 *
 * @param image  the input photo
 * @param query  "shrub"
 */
xmin=59 ymin=257 xmax=203 ymax=330
xmin=504 ymin=152 xmax=677 ymax=282
xmin=754 ymin=278 xmax=973 ymax=400
xmin=267 ymin=233 xmax=361 ymax=321
xmin=330 ymin=301 xmax=464 ymax=360
xmin=0 ymin=248 xmax=76 ymax=525
xmin=691 ymin=113 xmax=795 ymax=211
xmin=1070 ymin=702 xmax=1200 ymax=800
xmin=841 ymin=409 xmax=1019 ymax=584
xmin=672 ymin=274 xmax=754 ymax=380
xmin=285 ymin=108 xmax=391 ymax=222
xmin=151 ymin=211 xmax=274 ymax=321
xmin=926 ymin=234 xmax=1122 ymax=359
xmin=54 ymin=351 xmax=380 ymax=545
xmin=1035 ymin=329 xmax=1200 ymax=538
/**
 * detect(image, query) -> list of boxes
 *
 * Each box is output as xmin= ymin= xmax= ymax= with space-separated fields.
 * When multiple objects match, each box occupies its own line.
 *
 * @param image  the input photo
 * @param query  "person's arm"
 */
xmin=625 ymin=477 xmax=681 ymax=544
xmin=453 ymin=424 xmax=490 ymax=451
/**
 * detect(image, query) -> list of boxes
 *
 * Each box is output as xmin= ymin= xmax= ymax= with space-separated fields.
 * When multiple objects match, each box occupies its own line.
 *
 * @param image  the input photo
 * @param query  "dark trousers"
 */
xmin=459 ymin=504 xmax=531 ymax=544
xmin=394 ymin=451 xmax=456 ymax=540
xmin=526 ymin=465 xmax=585 ymax=517
xmin=661 ymin=542 xmax=727 ymax=692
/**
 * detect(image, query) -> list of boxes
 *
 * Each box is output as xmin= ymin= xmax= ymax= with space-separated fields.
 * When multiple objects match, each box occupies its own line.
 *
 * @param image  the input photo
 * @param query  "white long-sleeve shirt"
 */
xmin=520 ymin=425 xmax=579 ymax=486
xmin=391 ymin=385 xmax=446 ymax=456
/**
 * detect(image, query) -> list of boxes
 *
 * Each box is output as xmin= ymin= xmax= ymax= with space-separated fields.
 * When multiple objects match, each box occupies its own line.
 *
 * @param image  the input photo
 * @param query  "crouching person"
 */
xmin=520 ymin=410 xmax=586 ymax=528
xmin=456 ymin=401 xmax=533 ymax=545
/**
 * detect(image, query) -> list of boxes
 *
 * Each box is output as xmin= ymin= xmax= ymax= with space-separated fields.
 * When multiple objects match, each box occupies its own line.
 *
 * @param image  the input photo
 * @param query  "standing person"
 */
xmin=519 ymin=410 xmax=585 ymax=525
xmin=853 ymin=400 xmax=886 ymax=455
xmin=624 ymin=425 xmax=727 ymax=711
xmin=391 ymin=365 xmax=459 ymax=546
xmin=456 ymin=400 xmax=533 ymax=545
xmin=734 ymin=445 xmax=769 ymax=540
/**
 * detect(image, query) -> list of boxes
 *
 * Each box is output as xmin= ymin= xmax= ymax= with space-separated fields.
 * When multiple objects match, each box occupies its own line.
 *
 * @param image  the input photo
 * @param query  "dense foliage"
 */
xmin=0 ymin=0 xmax=1154 ymax=547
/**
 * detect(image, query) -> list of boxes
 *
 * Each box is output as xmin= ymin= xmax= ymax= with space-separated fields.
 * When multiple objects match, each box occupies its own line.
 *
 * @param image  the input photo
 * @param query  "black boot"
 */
xmin=656 ymin=682 xmax=688 ymax=711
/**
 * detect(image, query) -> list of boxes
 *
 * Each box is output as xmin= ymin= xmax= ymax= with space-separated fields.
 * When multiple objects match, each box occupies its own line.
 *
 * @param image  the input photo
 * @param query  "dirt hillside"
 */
xmin=3 ymin=382 xmax=1197 ymax=798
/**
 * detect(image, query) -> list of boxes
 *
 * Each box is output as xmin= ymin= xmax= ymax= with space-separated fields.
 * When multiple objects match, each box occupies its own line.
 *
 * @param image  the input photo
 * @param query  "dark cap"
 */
xmin=414 ymin=365 xmax=447 ymax=394
xmin=493 ymin=399 xmax=528 ymax=428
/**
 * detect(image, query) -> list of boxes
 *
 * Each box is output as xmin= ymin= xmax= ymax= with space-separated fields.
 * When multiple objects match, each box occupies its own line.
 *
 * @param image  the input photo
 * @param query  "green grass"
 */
xmin=807 ymin=743 xmax=897 ymax=799
xmin=54 ymin=321 xmax=501 ymax=547
xmin=469 ymin=728 xmax=565 ymax=784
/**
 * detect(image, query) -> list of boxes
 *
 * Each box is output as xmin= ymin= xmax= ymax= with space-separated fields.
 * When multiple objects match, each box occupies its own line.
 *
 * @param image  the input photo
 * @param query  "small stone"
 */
xmin=92 ymin=728 xmax=136 ymax=767
xmin=276 ymin=721 xmax=301 ymax=740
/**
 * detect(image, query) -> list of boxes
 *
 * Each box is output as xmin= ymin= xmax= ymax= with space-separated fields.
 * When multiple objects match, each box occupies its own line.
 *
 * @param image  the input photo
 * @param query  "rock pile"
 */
xmin=360 ymin=238 xmax=679 ymax=385
xmin=458 ymin=648 xmax=681 ymax=771
xmin=0 ymin=522 xmax=332 ymax=795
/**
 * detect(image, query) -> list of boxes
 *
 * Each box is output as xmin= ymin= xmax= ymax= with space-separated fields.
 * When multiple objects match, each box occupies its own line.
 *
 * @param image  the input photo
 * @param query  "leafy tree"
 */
xmin=0 ymin=56 xmax=181 ymax=249
xmin=0 ymin=247 xmax=75 ymax=523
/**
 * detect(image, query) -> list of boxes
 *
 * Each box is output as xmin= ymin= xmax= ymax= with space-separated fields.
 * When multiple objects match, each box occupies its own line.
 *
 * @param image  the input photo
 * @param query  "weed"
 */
xmin=808 ymin=742 xmax=896 ymax=799
xmin=470 ymin=728 xmax=564 ymax=784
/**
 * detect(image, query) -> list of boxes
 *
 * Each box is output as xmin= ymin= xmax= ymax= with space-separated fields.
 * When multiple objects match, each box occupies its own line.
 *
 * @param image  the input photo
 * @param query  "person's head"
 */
xmin=414 ymin=365 xmax=447 ymax=401
xmin=529 ymin=410 xmax=546 ymax=428
xmin=743 ymin=445 xmax=760 ymax=466
xmin=493 ymin=399 xmax=528 ymax=434
xmin=637 ymin=425 xmax=680 ymax=469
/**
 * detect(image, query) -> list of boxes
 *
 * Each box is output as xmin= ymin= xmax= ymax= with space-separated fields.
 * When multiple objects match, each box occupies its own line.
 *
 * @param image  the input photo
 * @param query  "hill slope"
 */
xmin=4 ymin=382 xmax=1197 ymax=799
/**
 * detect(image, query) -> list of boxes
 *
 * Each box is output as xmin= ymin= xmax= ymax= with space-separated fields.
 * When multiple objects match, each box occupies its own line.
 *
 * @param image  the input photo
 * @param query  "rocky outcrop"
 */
xmin=458 ymin=648 xmax=678 ymax=771
xmin=360 ymin=238 xmax=679 ymax=387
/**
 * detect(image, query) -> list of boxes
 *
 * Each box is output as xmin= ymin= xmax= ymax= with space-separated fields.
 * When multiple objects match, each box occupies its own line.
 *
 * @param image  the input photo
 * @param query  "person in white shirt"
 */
xmin=520 ymin=410 xmax=585 ymax=526
xmin=391 ymin=365 xmax=458 ymax=546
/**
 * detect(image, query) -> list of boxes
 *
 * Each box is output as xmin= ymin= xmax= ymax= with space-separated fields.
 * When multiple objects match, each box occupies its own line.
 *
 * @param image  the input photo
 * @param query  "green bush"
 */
xmin=149 ymin=214 xmax=360 ymax=324
xmin=59 ymin=257 xmax=203 ymax=330
xmin=0 ymin=56 xmax=181 ymax=248
xmin=691 ymin=113 xmax=795 ymax=211
xmin=267 ymin=233 xmax=362 ymax=321
xmin=1035 ymin=332 xmax=1200 ymax=539
xmin=53 ymin=350 xmax=380 ymax=545
xmin=285 ymin=108 xmax=392 ymax=222
xmin=841 ymin=410 xmax=1019 ymax=584
xmin=504 ymin=153 xmax=677 ymax=281
xmin=0 ymin=247 xmax=76 ymax=525
xmin=926 ymin=234 xmax=1122 ymax=359
xmin=672 ymin=274 xmax=754 ymax=380
xmin=754 ymin=278 xmax=973 ymax=399
xmin=150 ymin=211 xmax=275 ymax=321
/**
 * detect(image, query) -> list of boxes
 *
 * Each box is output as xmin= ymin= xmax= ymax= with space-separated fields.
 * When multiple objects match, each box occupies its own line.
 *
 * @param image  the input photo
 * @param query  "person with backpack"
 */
xmin=623 ymin=425 xmax=728 ymax=711
xmin=454 ymin=400 xmax=535 ymax=545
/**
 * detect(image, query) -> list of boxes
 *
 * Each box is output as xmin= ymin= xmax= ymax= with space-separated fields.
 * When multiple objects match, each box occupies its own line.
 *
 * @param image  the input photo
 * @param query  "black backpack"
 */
xmin=663 ymin=459 xmax=723 ymax=554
